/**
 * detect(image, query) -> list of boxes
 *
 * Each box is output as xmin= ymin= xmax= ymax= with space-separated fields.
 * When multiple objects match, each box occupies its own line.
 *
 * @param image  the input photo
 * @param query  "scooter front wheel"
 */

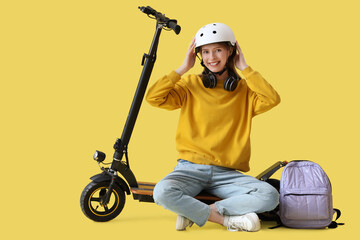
xmin=80 ymin=181 xmax=125 ymax=222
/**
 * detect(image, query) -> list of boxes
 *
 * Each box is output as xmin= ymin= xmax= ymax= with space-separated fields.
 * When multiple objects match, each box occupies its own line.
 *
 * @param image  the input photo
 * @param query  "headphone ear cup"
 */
xmin=223 ymin=71 xmax=239 ymax=91
xmin=224 ymin=77 xmax=237 ymax=91
xmin=202 ymin=72 xmax=217 ymax=88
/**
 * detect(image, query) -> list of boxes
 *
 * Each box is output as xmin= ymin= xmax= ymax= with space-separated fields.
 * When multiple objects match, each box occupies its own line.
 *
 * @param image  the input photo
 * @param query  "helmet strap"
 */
xmin=213 ymin=67 xmax=227 ymax=76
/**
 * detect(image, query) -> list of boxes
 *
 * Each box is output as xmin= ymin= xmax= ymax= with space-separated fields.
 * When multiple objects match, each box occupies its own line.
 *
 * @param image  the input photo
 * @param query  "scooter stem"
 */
xmin=111 ymin=23 xmax=163 ymax=170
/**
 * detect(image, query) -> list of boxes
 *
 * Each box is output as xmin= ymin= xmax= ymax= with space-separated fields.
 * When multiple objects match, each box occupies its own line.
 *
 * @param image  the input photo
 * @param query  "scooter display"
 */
xmin=80 ymin=6 xmax=287 ymax=222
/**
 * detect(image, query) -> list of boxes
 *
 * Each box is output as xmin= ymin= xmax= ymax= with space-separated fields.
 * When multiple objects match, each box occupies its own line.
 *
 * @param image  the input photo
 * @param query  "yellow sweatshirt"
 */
xmin=146 ymin=66 xmax=280 ymax=172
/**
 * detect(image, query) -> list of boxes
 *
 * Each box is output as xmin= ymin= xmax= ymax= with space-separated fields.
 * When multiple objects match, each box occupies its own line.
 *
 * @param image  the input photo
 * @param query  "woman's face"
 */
xmin=200 ymin=43 xmax=232 ymax=73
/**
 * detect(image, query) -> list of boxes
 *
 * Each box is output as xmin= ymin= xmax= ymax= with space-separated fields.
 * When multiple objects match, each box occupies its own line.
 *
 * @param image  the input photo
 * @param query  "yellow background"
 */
xmin=1 ymin=0 xmax=358 ymax=239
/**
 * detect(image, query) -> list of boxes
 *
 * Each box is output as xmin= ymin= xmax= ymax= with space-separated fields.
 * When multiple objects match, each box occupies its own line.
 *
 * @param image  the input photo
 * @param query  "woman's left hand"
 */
xmin=235 ymin=41 xmax=249 ymax=71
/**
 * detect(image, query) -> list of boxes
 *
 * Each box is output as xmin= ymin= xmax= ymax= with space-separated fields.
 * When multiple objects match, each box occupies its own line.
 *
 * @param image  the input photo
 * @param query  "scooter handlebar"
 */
xmin=139 ymin=6 xmax=181 ymax=34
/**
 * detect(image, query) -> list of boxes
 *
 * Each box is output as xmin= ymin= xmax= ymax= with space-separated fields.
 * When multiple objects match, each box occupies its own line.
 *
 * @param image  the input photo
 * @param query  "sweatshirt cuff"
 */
xmin=168 ymin=70 xmax=182 ymax=85
xmin=241 ymin=66 xmax=254 ymax=78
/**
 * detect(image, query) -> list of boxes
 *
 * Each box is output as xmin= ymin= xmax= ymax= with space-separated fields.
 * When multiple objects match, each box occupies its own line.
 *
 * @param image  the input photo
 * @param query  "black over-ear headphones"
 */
xmin=201 ymin=67 xmax=240 ymax=91
xmin=198 ymin=43 xmax=240 ymax=91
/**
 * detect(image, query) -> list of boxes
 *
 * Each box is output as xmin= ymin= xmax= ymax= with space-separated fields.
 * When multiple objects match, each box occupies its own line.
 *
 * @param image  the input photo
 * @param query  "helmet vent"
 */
xmin=200 ymin=33 xmax=204 ymax=37
xmin=213 ymin=31 xmax=217 ymax=34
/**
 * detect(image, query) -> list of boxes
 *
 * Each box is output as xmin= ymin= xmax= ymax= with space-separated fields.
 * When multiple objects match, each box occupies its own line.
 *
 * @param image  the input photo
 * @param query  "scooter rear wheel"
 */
xmin=80 ymin=181 xmax=125 ymax=222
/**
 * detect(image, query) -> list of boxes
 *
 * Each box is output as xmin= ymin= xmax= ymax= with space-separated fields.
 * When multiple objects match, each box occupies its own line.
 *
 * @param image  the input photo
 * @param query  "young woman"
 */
xmin=146 ymin=23 xmax=281 ymax=232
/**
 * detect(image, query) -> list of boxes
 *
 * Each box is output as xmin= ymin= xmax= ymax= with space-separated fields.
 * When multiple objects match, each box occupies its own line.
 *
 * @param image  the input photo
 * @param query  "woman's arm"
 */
xmin=175 ymin=37 xmax=196 ymax=76
xmin=235 ymin=42 xmax=280 ymax=115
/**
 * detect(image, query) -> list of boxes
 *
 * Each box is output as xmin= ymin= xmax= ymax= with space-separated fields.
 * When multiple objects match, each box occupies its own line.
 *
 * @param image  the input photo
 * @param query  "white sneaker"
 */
xmin=224 ymin=213 xmax=261 ymax=232
xmin=176 ymin=215 xmax=194 ymax=231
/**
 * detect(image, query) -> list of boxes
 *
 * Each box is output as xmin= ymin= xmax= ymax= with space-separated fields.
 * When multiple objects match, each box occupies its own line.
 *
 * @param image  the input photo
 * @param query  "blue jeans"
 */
xmin=153 ymin=160 xmax=279 ymax=227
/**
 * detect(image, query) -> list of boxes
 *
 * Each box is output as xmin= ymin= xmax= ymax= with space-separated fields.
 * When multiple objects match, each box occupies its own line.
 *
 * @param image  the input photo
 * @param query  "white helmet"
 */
xmin=195 ymin=23 xmax=236 ymax=51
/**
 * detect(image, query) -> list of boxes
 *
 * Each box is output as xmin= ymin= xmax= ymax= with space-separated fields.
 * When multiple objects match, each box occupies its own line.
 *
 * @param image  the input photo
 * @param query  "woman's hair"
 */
xmin=224 ymin=43 xmax=239 ymax=78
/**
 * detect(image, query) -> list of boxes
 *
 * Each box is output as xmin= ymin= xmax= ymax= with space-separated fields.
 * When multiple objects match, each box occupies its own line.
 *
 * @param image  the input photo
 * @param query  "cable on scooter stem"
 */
xmin=138 ymin=6 xmax=181 ymax=34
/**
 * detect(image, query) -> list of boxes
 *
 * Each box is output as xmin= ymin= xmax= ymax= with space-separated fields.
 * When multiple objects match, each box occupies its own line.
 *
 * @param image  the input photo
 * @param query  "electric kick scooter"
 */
xmin=80 ymin=6 xmax=287 ymax=222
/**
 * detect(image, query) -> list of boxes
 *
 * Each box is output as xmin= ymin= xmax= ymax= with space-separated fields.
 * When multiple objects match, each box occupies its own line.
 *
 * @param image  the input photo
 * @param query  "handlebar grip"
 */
xmin=168 ymin=21 xmax=181 ymax=35
xmin=138 ymin=6 xmax=156 ymax=15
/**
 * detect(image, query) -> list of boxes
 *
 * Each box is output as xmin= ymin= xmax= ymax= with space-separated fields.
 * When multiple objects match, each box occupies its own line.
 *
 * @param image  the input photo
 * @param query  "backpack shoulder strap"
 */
xmin=328 ymin=209 xmax=345 ymax=228
xmin=268 ymin=214 xmax=283 ymax=229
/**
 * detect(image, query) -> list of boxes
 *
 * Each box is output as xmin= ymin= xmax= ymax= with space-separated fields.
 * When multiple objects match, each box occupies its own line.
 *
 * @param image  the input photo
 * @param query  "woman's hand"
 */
xmin=235 ymin=41 xmax=249 ymax=71
xmin=176 ymin=37 xmax=196 ymax=76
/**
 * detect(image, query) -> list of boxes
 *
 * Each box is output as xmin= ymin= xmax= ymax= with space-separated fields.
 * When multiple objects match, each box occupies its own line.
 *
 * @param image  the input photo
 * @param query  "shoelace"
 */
xmin=177 ymin=216 xmax=194 ymax=230
xmin=227 ymin=218 xmax=249 ymax=232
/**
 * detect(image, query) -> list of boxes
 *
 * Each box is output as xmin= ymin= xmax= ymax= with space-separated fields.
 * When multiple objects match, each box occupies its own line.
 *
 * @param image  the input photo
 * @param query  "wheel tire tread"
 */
xmin=80 ymin=181 xmax=125 ymax=222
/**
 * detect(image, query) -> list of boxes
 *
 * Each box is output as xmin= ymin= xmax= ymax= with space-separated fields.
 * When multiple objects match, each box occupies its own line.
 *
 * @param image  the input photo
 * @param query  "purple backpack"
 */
xmin=278 ymin=160 xmax=343 ymax=229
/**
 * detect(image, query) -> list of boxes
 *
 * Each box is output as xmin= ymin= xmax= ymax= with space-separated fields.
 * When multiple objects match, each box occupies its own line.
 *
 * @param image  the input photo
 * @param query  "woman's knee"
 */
xmin=153 ymin=181 xmax=167 ymax=205
xmin=153 ymin=180 xmax=182 ymax=206
xmin=261 ymin=183 xmax=280 ymax=211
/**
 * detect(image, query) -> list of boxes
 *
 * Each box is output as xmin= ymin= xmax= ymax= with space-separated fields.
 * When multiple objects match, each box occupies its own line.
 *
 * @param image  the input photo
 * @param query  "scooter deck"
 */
xmin=131 ymin=181 xmax=221 ymax=202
